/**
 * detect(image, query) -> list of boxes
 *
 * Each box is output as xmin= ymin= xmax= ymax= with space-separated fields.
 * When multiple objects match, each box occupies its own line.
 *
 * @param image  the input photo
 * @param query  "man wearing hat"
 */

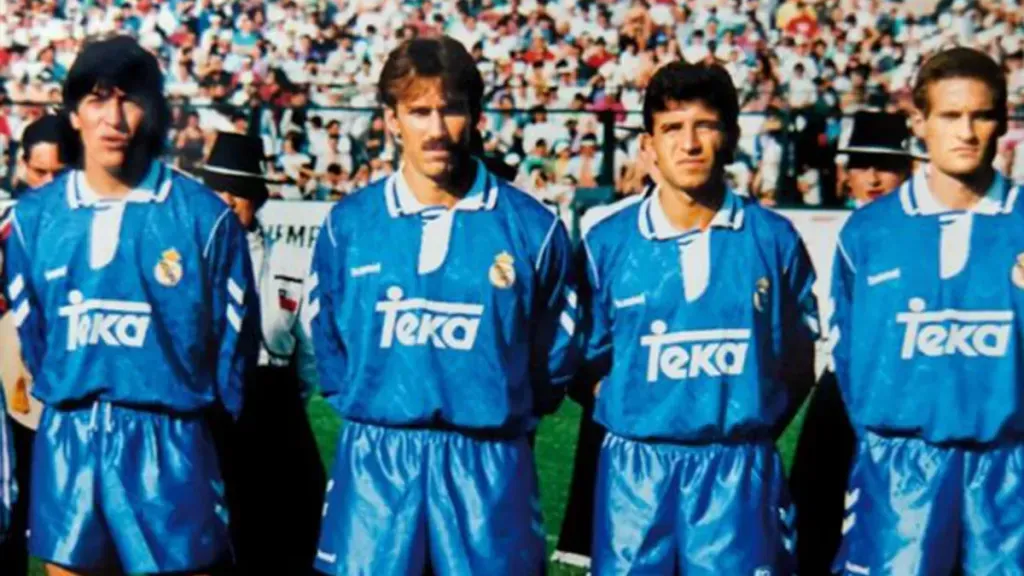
xmin=789 ymin=109 xmax=920 ymax=576
xmin=199 ymin=132 xmax=325 ymax=575
xmin=834 ymin=110 xmax=923 ymax=208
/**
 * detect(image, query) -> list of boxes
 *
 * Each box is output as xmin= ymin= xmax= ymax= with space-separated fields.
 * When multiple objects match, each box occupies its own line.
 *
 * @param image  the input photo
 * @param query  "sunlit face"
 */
xmin=216 ymin=191 xmax=257 ymax=229
xmin=645 ymin=100 xmax=733 ymax=196
xmin=385 ymin=78 xmax=473 ymax=185
xmin=20 ymin=142 xmax=64 ymax=188
xmin=912 ymin=78 xmax=1003 ymax=179
xmin=845 ymin=155 xmax=911 ymax=206
xmin=70 ymin=86 xmax=145 ymax=174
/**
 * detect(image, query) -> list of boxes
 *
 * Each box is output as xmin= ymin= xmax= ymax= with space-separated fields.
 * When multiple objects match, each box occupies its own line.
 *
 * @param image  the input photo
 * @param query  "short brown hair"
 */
xmin=377 ymin=36 xmax=485 ymax=123
xmin=912 ymin=47 xmax=1007 ymax=128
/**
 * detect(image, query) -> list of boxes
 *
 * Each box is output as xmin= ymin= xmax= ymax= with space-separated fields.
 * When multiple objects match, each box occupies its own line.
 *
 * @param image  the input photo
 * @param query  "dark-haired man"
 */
xmin=3 ymin=35 xmax=259 ymax=576
xmin=14 ymin=113 xmax=75 ymax=195
xmin=829 ymin=46 xmax=1024 ymax=576
xmin=576 ymin=60 xmax=818 ymax=574
xmin=308 ymin=36 xmax=579 ymax=575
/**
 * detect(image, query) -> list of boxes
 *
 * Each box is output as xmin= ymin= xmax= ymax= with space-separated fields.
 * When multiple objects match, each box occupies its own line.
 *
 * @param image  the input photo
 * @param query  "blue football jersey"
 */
xmin=580 ymin=187 xmax=819 ymax=442
xmin=829 ymin=169 xmax=1024 ymax=444
xmin=3 ymin=163 xmax=260 ymax=418
xmin=305 ymin=159 xmax=579 ymax=435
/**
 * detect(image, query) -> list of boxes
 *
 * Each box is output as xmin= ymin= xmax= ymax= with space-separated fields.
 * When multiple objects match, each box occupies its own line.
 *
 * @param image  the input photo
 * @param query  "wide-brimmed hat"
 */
xmin=198 ymin=132 xmax=273 ymax=201
xmin=837 ymin=111 xmax=928 ymax=161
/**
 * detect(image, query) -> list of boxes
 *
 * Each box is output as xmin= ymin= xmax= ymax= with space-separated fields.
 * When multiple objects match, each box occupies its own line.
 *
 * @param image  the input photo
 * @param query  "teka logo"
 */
xmin=375 ymin=286 xmax=483 ymax=350
xmin=896 ymin=298 xmax=1013 ymax=359
xmin=640 ymin=321 xmax=751 ymax=381
xmin=58 ymin=291 xmax=152 ymax=351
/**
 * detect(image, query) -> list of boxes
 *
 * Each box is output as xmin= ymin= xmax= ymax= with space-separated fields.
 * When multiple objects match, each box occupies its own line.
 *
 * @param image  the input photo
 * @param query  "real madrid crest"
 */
xmin=1012 ymin=253 xmax=1024 ymax=289
xmin=489 ymin=251 xmax=516 ymax=289
xmin=155 ymin=248 xmax=184 ymax=287
xmin=753 ymin=276 xmax=770 ymax=312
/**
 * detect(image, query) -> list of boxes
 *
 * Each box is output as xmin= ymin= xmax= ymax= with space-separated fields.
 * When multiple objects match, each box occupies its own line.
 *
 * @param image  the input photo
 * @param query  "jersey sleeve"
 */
xmin=3 ymin=207 xmax=45 ymax=378
xmin=780 ymin=233 xmax=820 ymax=407
xmin=529 ymin=219 xmax=580 ymax=416
xmin=206 ymin=210 xmax=261 ymax=419
xmin=292 ymin=298 xmax=320 ymax=401
xmin=827 ymin=229 xmax=857 ymax=405
xmin=0 ymin=384 xmax=16 ymax=541
xmin=569 ymin=235 xmax=613 ymax=406
xmin=303 ymin=214 xmax=346 ymax=402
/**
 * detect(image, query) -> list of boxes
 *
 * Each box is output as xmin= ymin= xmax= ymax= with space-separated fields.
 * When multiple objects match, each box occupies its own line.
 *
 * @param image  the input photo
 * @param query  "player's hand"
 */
xmin=594 ymin=380 xmax=602 ymax=397
xmin=12 ymin=372 xmax=31 ymax=414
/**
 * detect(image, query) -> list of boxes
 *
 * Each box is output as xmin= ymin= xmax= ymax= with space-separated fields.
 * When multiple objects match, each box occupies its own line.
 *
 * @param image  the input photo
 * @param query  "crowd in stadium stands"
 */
xmin=0 ymin=0 xmax=1022 ymax=206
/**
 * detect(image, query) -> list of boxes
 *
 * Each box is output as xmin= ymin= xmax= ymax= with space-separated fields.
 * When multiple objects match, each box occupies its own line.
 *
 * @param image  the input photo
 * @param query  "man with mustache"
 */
xmin=829 ymin=47 xmax=1024 ymax=575
xmin=2 ymin=35 xmax=259 ymax=576
xmin=307 ymin=36 xmax=579 ymax=576
xmin=576 ymin=60 xmax=818 ymax=574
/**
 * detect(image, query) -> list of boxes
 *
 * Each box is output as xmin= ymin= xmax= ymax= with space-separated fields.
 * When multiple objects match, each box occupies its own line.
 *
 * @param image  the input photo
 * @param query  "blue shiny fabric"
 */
xmin=833 ymin=432 xmax=1024 ymax=575
xmin=314 ymin=422 xmax=546 ymax=576
xmin=3 ymin=163 xmax=259 ymax=420
xmin=29 ymin=403 xmax=230 ymax=573
xmin=306 ymin=163 xmax=579 ymax=436
xmin=829 ymin=171 xmax=1024 ymax=444
xmin=592 ymin=433 xmax=795 ymax=575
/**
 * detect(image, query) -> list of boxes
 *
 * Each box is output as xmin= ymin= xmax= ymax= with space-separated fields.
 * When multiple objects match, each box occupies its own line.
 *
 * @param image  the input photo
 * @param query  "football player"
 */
xmin=2 ymin=36 xmax=259 ymax=576
xmin=830 ymin=46 xmax=1024 ymax=575
xmin=578 ymin=60 xmax=818 ymax=574
xmin=307 ymin=36 xmax=579 ymax=575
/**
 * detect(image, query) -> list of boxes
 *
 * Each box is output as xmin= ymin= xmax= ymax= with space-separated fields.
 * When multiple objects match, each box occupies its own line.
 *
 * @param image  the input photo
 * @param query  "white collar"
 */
xmin=899 ymin=166 xmax=1017 ymax=216
xmin=638 ymin=184 xmax=745 ymax=241
xmin=67 ymin=162 xmax=172 ymax=209
xmin=384 ymin=157 xmax=496 ymax=217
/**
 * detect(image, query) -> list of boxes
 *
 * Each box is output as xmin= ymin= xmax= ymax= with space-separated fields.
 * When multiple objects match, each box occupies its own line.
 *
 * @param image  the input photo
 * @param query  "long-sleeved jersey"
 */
xmin=3 ymin=163 xmax=259 ymax=418
xmin=305 ymin=159 xmax=579 ymax=435
xmin=829 ymin=169 xmax=1024 ymax=444
xmin=580 ymin=187 xmax=819 ymax=443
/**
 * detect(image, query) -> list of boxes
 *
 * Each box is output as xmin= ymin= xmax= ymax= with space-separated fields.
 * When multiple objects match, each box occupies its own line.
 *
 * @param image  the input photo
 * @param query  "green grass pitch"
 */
xmin=28 ymin=397 xmax=806 ymax=575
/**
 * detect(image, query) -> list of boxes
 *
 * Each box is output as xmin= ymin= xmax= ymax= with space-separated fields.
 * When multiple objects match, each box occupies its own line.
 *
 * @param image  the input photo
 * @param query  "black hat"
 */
xmin=837 ymin=111 xmax=927 ymax=161
xmin=199 ymin=132 xmax=272 ymax=202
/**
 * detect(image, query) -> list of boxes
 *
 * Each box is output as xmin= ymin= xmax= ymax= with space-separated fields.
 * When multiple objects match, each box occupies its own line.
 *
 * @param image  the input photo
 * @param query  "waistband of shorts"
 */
xmin=604 ymin=430 xmax=776 ymax=449
xmin=345 ymin=418 xmax=530 ymax=442
xmin=862 ymin=428 xmax=1024 ymax=451
xmin=44 ymin=398 xmax=208 ymax=421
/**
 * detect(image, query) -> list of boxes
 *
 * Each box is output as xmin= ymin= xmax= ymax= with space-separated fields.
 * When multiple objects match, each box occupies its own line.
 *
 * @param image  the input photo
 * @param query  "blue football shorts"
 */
xmin=29 ymin=401 xmax=231 ymax=573
xmin=592 ymin=432 xmax=796 ymax=576
xmin=314 ymin=421 xmax=546 ymax=576
xmin=834 ymin=431 xmax=1024 ymax=575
